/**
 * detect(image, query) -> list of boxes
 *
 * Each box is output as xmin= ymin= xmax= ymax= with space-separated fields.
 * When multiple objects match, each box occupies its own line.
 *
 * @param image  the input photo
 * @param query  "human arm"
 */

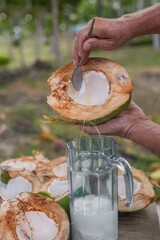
xmin=82 ymin=102 xmax=160 ymax=157
xmin=73 ymin=4 xmax=160 ymax=65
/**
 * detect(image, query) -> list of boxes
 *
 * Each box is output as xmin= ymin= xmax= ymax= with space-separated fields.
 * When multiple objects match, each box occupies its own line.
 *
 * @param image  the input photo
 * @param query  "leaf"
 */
xmin=38 ymin=191 xmax=54 ymax=200
xmin=0 ymin=169 xmax=10 ymax=184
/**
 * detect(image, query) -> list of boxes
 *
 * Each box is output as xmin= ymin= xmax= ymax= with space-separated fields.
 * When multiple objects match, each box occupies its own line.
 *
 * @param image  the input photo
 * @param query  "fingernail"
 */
xmin=73 ymin=59 xmax=76 ymax=65
xmin=78 ymin=50 xmax=83 ymax=57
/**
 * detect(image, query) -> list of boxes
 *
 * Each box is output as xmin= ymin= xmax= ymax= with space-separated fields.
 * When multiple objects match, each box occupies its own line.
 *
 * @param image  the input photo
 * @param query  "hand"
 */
xmin=82 ymin=102 xmax=148 ymax=139
xmin=73 ymin=16 xmax=132 ymax=65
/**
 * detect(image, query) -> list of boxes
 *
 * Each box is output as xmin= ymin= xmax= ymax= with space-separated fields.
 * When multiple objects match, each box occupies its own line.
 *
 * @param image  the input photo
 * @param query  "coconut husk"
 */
xmin=35 ymin=156 xmax=67 ymax=183
xmin=0 ymin=173 xmax=41 ymax=201
xmin=0 ymin=193 xmax=69 ymax=240
xmin=0 ymin=152 xmax=50 ymax=178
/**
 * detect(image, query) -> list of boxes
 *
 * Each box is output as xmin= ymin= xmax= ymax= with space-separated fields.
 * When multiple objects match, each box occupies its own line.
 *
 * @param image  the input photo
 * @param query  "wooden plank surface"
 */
xmin=119 ymin=203 xmax=160 ymax=240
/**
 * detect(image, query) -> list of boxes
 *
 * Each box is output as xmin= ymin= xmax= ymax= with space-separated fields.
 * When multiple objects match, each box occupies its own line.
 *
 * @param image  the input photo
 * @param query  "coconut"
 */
xmin=47 ymin=57 xmax=133 ymax=125
xmin=50 ymin=156 xmax=67 ymax=179
xmin=118 ymin=167 xmax=154 ymax=212
xmin=0 ymin=152 xmax=50 ymax=179
xmin=40 ymin=177 xmax=69 ymax=215
xmin=36 ymin=156 xmax=67 ymax=183
xmin=0 ymin=173 xmax=41 ymax=201
xmin=0 ymin=193 xmax=69 ymax=240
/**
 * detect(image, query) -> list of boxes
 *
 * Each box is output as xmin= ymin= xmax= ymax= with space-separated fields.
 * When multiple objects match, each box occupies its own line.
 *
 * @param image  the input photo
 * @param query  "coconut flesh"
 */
xmin=16 ymin=211 xmax=59 ymax=240
xmin=1 ymin=160 xmax=36 ymax=172
xmin=53 ymin=162 xmax=67 ymax=178
xmin=48 ymin=179 xmax=68 ymax=200
xmin=68 ymin=71 xmax=110 ymax=106
xmin=0 ymin=176 xmax=32 ymax=200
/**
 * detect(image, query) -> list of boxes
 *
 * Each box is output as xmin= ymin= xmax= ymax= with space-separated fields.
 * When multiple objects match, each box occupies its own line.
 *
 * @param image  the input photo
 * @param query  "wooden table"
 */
xmin=119 ymin=203 xmax=160 ymax=240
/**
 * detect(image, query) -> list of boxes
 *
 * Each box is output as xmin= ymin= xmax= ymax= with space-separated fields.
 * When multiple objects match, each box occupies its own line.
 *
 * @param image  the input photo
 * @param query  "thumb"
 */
xmin=83 ymin=38 xmax=113 ymax=51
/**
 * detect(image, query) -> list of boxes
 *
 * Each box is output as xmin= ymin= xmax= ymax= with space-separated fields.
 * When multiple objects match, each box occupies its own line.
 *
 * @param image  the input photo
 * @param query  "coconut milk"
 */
xmin=70 ymin=195 xmax=118 ymax=240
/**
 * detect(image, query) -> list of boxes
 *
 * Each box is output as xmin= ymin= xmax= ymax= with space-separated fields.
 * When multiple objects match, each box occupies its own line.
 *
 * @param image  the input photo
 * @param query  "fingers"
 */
xmin=73 ymin=19 xmax=97 ymax=65
xmin=79 ymin=51 xmax=90 ymax=65
xmin=83 ymin=38 xmax=114 ymax=51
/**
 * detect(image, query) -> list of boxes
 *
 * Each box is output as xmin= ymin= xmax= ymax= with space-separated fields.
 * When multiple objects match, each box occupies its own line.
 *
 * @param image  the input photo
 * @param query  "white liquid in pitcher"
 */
xmin=71 ymin=195 xmax=118 ymax=240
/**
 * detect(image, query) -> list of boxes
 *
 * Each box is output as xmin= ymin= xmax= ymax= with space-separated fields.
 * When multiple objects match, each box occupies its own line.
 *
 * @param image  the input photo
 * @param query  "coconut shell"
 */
xmin=48 ymin=156 xmax=67 ymax=179
xmin=36 ymin=156 xmax=67 ymax=183
xmin=118 ymin=167 xmax=154 ymax=212
xmin=47 ymin=57 xmax=133 ymax=124
xmin=0 ymin=173 xmax=41 ymax=201
xmin=0 ymin=193 xmax=69 ymax=240
xmin=0 ymin=152 xmax=50 ymax=178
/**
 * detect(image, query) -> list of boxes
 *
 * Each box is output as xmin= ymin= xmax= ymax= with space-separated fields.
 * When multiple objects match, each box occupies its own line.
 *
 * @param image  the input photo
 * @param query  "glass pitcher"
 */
xmin=66 ymin=136 xmax=133 ymax=240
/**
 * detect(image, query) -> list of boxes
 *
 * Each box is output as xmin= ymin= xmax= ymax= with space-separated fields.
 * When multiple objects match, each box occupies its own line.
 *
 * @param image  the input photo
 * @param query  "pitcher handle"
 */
xmin=114 ymin=157 xmax=134 ymax=207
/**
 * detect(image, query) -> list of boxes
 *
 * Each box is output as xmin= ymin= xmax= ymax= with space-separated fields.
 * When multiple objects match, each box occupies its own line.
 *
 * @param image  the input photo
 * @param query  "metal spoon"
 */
xmin=71 ymin=18 xmax=95 ymax=91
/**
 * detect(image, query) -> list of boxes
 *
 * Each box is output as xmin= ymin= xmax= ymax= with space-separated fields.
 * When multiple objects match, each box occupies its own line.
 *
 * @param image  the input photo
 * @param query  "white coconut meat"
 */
xmin=0 ymin=176 xmax=32 ymax=200
xmin=118 ymin=175 xmax=141 ymax=199
xmin=1 ymin=160 xmax=36 ymax=172
xmin=68 ymin=71 xmax=109 ymax=106
xmin=48 ymin=179 xmax=68 ymax=199
xmin=53 ymin=162 xmax=67 ymax=178
xmin=16 ymin=211 xmax=59 ymax=240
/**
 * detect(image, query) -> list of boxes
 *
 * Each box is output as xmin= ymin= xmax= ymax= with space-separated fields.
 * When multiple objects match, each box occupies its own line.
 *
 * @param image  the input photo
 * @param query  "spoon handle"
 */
xmin=78 ymin=18 xmax=95 ymax=66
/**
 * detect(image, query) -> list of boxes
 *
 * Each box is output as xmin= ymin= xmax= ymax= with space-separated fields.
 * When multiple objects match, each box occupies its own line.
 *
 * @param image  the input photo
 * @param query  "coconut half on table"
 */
xmin=0 ymin=173 xmax=40 ymax=201
xmin=0 ymin=193 xmax=69 ymax=240
xmin=0 ymin=152 xmax=50 ymax=179
xmin=47 ymin=57 xmax=133 ymax=124
xmin=118 ymin=167 xmax=154 ymax=212
xmin=36 ymin=156 xmax=67 ymax=183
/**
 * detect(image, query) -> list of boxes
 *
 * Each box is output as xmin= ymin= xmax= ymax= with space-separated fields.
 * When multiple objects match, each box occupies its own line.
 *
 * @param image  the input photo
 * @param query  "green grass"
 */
xmin=91 ymin=46 xmax=160 ymax=76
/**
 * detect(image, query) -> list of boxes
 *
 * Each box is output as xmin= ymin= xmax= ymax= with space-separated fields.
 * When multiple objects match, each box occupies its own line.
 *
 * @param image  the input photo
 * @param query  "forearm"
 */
xmin=122 ymin=4 xmax=160 ymax=38
xmin=127 ymin=119 xmax=160 ymax=157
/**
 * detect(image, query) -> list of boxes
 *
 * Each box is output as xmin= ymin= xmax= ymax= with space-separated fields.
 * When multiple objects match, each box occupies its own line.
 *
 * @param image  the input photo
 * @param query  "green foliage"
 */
xmin=0 ymin=170 xmax=10 ymax=184
xmin=0 ymin=55 xmax=10 ymax=66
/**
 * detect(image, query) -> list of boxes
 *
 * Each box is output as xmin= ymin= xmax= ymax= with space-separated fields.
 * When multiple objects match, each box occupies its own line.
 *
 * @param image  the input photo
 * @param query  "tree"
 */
xmin=51 ymin=0 xmax=62 ymax=68
xmin=96 ymin=0 xmax=103 ymax=17
xmin=152 ymin=0 xmax=160 ymax=49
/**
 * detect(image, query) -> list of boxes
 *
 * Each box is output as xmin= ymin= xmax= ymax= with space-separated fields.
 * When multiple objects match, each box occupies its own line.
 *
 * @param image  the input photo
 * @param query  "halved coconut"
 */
xmin=0 ymin=193 xmax=69 ymax=240
xmin=47 ymin=57 xmax=133 ymax=124
xmin=0 ymin=173 xmax=41 ymax=201
xmin=49 ymin=156 xmax=67 ymax=179
xmin=40 ymin=177 xmax=69 ymax=215
xmin=118 ymin=167 xmax=154 ymax=212
xmin=36 ymin=156 xmax=67 ymax=183
xmin=0 ymin=152 xmax=50 ymax=179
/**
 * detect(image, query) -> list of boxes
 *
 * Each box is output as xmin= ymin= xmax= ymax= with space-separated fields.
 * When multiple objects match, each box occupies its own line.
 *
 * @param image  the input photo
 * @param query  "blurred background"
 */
xmin=0 ymin=0 xmax=160 ymax=192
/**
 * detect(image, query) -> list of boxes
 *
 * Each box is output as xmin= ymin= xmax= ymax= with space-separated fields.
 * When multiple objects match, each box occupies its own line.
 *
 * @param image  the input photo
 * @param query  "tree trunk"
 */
xmin=51 ymin=0 xmax=62 ymax=68
xmin=19 ymin=38 xmax=26 ymax=69
xmin=96 ymin=0 xmax=103 ymax=17
xmin=7 ymin=34 xmax=13 ymax=60
xmin=35 ymin=16 xmax=43 ymax=62
xmin=136 ymin=0 xmax=147 ymax=10
xmin=152 ymin=0 xmax=160 ymax=49
xmin=152 ymin=34 xmax=160 ymax=49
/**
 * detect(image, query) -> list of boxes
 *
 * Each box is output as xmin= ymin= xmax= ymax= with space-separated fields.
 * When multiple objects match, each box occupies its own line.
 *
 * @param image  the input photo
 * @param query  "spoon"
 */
xmin=71 ymin=18 xmax=95 ymax=91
